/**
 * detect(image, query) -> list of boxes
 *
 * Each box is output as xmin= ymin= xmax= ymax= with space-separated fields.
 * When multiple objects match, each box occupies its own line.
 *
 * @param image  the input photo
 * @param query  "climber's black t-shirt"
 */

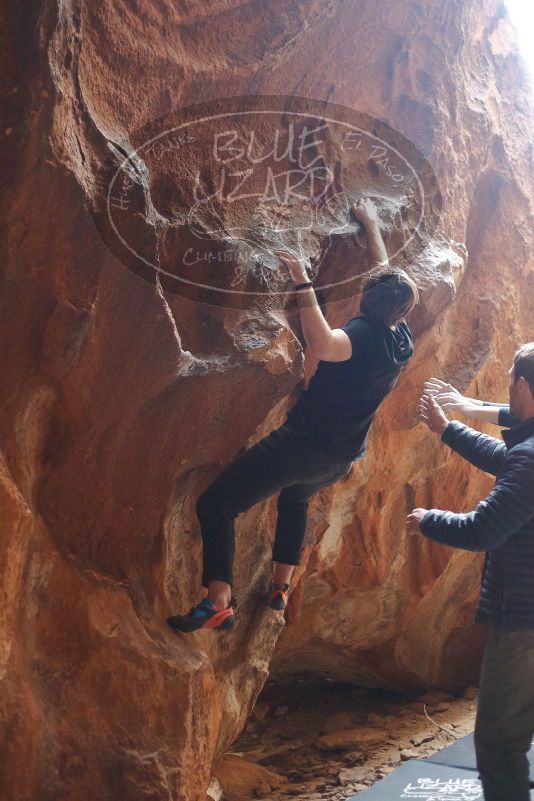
xmin=285 ymin=316 xmax=414 ymax=462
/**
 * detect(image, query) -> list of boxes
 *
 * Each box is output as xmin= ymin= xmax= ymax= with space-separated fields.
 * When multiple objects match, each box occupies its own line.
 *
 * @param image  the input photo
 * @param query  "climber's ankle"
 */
xmin=272 ymin=561 xmax=295 ymax=587
xmin=207 ymin=580 xmax=232 ymax=611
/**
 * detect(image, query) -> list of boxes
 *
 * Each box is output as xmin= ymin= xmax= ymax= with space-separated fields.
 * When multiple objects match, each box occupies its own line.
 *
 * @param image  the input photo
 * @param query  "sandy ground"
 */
xmin=212 ymin=679 xmax=478 ymax=801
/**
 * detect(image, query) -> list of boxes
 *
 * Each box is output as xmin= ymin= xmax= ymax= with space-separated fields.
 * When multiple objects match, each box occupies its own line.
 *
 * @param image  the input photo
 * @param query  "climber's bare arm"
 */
xmin=276 ymin=199 xmax=389 ymax=363
xmin=276 ymin=249 xmax=348 ymax=360
xmin=352 ymin=198 xmax=389 ymax=269
xmin=276 ymin=259 xmax=362 ymax=361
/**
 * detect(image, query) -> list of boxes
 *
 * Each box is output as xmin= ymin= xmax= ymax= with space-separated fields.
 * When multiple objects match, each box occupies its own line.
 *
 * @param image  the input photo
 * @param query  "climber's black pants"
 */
xmin=196 ymin=421 xmax=353 ymax=588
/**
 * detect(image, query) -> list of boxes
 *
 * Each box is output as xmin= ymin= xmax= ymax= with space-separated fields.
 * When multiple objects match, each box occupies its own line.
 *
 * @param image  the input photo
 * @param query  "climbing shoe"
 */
xmin=167 ymin=598 xmax=236 ymax=633
xmin=268 ymin=581 xmax=289 ymax=611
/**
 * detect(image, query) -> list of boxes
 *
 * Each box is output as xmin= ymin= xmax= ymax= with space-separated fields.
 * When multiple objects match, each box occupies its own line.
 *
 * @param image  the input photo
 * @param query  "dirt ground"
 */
xmin=211 ymin=678 xmax=478 ymax=801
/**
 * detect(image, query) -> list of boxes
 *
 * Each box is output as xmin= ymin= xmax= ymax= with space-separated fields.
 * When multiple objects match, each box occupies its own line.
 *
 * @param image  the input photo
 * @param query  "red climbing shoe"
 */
xmin=268 ymin=581 xmax=289 ymax=611
xmin=167 ymin=598 xmax=236 ymax=633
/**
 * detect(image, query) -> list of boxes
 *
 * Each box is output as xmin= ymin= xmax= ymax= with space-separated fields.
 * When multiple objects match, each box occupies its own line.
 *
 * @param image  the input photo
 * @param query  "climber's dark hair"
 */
xmin=360 ymin=266 xmax=419 ymax=327
xmin=513 ymin=342 xmax=534 ymax=395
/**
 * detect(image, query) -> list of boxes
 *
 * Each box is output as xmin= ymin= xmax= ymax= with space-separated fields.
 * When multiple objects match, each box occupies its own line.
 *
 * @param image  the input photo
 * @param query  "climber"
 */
xmin=167 ymin=197 xmax=418 ymax=633
xmin=407 ymin=343 xmax=534 ymax=801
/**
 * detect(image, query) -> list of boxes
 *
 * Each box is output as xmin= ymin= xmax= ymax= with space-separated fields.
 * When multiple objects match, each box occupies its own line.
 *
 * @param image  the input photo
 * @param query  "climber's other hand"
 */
xmin=351 ymin=197 xmax=379 ymax=226
xmin=275 ymin=250 xmax=309 ymax=284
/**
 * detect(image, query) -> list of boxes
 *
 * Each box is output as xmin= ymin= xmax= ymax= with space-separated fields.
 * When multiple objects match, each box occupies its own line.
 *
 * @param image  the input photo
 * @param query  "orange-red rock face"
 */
xmin=1 ymin=1 xmax=533 ymax=799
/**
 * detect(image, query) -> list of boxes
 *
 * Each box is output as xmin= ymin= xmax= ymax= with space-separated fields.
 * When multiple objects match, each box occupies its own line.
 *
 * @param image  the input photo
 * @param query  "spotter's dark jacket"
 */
xmin=421 ymin=408 xmax=534 ymax=630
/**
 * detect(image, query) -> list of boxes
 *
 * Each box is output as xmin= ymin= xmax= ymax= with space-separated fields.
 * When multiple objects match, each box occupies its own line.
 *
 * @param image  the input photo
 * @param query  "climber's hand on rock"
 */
xmin=419 ymin=393 xmax=449 ymax=435
xmin=351 ymin=197 xmax=379 ymax=227
xmin=276 ymin=250 xmax=309 ymax=284
xmin=406 ymin=508 xmax=428 ymax=536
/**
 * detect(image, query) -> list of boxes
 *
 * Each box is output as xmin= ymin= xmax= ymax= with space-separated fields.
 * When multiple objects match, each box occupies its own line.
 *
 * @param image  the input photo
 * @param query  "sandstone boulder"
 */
xmin=1 ymin=1 xmax=533 ymax=800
